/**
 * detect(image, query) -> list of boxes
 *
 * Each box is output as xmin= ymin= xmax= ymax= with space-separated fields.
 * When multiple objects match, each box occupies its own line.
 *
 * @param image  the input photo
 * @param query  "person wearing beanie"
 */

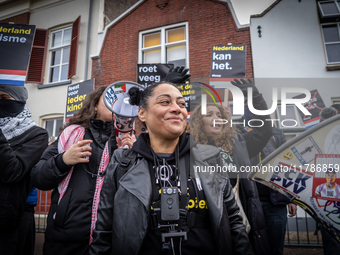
xmin=320 ymin=106 xmax=338 ymax=122
xmin=331 ymin=104 xmax=340 ymax=114
xmin=0 ymin=84 xmax=48 ymax=255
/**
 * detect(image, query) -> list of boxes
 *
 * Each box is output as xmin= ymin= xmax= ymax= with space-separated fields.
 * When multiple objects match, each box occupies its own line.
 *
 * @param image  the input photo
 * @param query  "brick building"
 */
xmin=91 ymin=0 xmax=254 ymax=88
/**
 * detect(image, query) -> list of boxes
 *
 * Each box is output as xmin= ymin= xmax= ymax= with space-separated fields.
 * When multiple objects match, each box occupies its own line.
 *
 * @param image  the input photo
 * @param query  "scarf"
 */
xmin=0 ymin=107 xmax=37 ymax=140
xmin=57 ymin=124 xmax=110 ymax=244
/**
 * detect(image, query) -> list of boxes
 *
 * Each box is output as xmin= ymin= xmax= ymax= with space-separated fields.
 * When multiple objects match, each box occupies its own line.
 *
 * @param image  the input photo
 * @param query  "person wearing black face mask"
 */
xmin=0 ymin=84 xmax=48 ymax=255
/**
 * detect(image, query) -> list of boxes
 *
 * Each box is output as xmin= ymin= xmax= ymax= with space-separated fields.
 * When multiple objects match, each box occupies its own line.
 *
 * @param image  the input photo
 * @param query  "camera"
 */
xmin=161 ymin=187 xmax=179 ymax=221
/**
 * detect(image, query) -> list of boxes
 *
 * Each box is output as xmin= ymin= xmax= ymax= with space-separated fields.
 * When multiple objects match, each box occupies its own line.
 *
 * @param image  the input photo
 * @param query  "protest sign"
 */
xmin=176 ymin=82 xmax=197 ymax=114
xmin=210 ymin=45 xmax=246 ymax=81
xmin=248 ymin=114 xmax=340 ymax=243
xmin=293 ymin=89 xmax=326 ymax=129
xmin=0 ymin=23 xmax=36 ymax=86
xmin=137 ymin=64 xmax=173 ymax=87
xmin=65 ymin=79 xmax=94 ymax=122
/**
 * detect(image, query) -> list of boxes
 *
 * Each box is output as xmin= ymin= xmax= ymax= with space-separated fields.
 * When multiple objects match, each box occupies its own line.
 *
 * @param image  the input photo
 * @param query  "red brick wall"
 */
xmin=0 ymin=12 xmax=30 ymax=24
xmin=92 ymin=0 xmax=254 ymax=87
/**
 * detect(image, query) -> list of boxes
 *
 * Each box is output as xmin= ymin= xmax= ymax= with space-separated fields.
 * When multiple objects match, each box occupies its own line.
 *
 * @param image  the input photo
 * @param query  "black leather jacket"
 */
xmin=90 ymin=144 xmax=254 ymax=255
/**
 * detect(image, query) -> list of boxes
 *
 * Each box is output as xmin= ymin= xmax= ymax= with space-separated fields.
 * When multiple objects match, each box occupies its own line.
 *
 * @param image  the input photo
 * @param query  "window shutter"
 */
xmin=68 ymin=16 xmax=81 ymax=79
xmin=26 ymin=29 xmax=48 ymax=84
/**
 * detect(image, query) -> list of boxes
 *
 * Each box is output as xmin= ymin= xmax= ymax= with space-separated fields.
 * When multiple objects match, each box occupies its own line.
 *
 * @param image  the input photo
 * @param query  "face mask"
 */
xmin=0 ymin=99 xmax=25 ymax=118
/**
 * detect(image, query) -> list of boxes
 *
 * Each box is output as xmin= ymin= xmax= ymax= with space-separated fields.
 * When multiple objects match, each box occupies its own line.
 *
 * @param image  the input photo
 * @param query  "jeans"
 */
xmin=260 ymin=200 xmax=287 ymax=255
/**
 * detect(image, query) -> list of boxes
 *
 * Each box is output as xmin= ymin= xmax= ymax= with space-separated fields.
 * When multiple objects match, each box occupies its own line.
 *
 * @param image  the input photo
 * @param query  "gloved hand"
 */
xmin=231 ymin=78 xmax=259 ymax=98
xmin=165 ymin=66 xmax=191 ymax=84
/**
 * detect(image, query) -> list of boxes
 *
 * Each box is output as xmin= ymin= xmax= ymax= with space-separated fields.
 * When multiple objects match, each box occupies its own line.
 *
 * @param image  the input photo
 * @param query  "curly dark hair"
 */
xmin=190 ymin=103 xmax=235 ymax=153
xmin=66 ymin=86 xmax=110 ymax=129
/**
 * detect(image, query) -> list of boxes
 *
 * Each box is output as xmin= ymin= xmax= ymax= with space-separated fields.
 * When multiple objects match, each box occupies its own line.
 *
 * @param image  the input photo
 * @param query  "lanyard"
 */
xmin=147 ymin=141 xmax=189 ymax=212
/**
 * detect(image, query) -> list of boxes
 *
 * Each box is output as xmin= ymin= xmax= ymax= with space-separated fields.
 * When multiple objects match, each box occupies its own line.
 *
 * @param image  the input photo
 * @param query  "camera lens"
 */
xmin=166 ymin=198 xmax=173 ymax=205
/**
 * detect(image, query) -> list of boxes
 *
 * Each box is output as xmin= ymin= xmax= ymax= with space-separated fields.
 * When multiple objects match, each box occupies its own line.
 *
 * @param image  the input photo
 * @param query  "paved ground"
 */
xmin=34 ymin=232 xmax=324 ymax=255
xmin=35 ymin=233 xmax=44 ymax=255
xmin=284 ymin=247 xmax=323 ymax=255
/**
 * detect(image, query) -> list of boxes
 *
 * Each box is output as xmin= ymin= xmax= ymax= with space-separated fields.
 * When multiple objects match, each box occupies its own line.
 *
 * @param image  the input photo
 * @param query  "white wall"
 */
xmin=250 ymin=0 xmax=340 ymax=108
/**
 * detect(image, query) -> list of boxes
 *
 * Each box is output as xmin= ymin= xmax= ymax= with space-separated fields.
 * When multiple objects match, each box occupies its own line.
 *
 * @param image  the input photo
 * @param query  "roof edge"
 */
xmin=224 ymin=0 xmax=249 ymax=28
xmin=250 ymin=0 xmax=282 ymax=19
xmin=91 ymin=0 xmax=145 ymax=59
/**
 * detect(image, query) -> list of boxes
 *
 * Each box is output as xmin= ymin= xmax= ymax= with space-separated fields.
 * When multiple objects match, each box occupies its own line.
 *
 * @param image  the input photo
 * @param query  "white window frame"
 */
xmin=47 ymin=27 xmax=72 ymax=84
xmin=321 ymin=22 xmax=340 ymax=64
xmin=40 ymin=114 xmax=64 ymax=142
xmin=331 ymin=97 xmax=340 ymax=104
xmin=318 ymin=0 xmax=340 ymax=18
xmin=275 ymin=105 xmax=306 ymax=131
xmin=138 ymin=22 xmax=189 ymax=68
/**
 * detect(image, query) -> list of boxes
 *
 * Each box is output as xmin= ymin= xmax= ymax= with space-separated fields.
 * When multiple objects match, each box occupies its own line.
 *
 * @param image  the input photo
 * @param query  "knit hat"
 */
xmin=0 ymin=84 xmax=28 ymax=102
xmin=319 ymin=106 xmax=337 ymax=122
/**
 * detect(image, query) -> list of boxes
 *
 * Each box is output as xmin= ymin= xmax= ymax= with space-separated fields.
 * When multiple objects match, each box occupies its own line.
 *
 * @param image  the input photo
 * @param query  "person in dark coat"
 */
xmin=251 ymin=126 xmax=297 ymax=255
xmin=31 ymin=86 xmax=134 ymax=255
xmin=0 ymin=84 xmax=48 ymax=255
xmin=90 ymin=82 xmax=253 ymax=255
xmin=189 ymin=79 xmax=272 ymax=255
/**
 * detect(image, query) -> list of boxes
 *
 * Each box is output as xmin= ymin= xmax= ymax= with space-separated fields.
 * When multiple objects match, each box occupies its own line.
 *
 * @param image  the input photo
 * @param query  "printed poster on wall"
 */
xmin=248 ymin=114 xmax=340 ymax=243
xmin=137 ymin=64 xmax=174 ymax=87
xmin=210 ymin=45 xmax=246 ymax=81
xmin=293 ymin=89 xmax=326 ymax=129
xmin=65 ymin=79 xmax=94 ymax=122
xmin=0 ymin=23 xmax=36 ymax=86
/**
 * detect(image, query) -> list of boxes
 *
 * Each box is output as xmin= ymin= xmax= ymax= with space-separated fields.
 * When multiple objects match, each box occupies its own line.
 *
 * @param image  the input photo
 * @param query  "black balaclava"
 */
xmin=0 ymin=84 xmax=28 ymax=118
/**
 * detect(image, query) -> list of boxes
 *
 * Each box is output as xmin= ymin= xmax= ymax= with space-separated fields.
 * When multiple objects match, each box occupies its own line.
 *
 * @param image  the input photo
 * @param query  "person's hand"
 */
xmin=116 ymin=133 xmax=135 ymax=149
xmin=165 ymin=66 xmax=191 ymax=84
xmin=288 ymin=203 xmax=297 ymax=217
xmin=62 ymin=139 xmax=93 ymax=165
xmin=231 ymin=78 xmax=259 ymax=98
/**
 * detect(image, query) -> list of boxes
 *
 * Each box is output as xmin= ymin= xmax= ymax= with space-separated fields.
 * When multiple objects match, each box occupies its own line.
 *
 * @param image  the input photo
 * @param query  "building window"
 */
xmin=321 ymin=22 xmax=340 ymax=64
xmin=48 ymin=27 xmax=72 ymax=83
xmin=318 ymin=0 xmax=340 ymax=18
xmin=276 ymin=105 xmax=305 ymax=131
xmin=139 ymin=22 xmax=189 ymax=67
xmin=44 ymin=117 xmax=64 ymax=142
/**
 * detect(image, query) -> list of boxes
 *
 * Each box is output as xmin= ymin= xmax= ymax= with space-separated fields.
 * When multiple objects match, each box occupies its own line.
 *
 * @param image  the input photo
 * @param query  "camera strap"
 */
xmin=177 ymin=146 xmax=188 ymax=218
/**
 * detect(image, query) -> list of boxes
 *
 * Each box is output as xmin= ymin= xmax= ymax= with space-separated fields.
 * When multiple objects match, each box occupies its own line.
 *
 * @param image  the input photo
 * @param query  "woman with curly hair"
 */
xmin=189 ymin=79 xmax=273 ymax=255
xmin=190 ymin=103 xmax=235 ymax=154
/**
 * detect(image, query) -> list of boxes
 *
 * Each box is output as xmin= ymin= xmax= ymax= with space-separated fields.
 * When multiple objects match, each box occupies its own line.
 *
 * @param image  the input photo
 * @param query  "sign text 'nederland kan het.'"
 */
xmin=210 ymin=45 xmax=246 ymax=80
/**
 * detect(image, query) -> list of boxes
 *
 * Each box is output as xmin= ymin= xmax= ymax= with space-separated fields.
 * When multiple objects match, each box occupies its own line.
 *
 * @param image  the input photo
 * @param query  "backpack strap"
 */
xmin=114 ymin=149 xmax=138 ymax=188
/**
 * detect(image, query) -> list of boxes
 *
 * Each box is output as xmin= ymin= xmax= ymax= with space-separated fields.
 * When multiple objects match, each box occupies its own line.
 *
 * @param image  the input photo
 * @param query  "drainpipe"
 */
xmin=84 ymin=0 xmax=93 ymax=81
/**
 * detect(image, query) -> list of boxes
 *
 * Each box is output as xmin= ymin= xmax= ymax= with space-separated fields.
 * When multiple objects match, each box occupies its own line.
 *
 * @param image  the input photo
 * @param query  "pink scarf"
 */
xmin=57 ymin=124 xmax=109 ymax=243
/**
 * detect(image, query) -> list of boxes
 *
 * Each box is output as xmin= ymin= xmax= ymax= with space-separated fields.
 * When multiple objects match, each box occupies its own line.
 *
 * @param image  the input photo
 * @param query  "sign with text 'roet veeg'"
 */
xmin=210 ymin=45 xmax=246 ymax=80
xmin=0 ymin=23 xmax=36 ymax=86
xmin=65 ymin=79 xmax=94 ymax=122
xmin=137 ymin=64 xmax=174 ymax=87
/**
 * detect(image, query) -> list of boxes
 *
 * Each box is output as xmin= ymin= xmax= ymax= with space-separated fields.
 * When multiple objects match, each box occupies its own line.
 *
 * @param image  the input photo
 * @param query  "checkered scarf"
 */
xmin=57 ymin=124 xmax=109 ymax=244
xmin=0 ymin=107 xmax=36 ymax=140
